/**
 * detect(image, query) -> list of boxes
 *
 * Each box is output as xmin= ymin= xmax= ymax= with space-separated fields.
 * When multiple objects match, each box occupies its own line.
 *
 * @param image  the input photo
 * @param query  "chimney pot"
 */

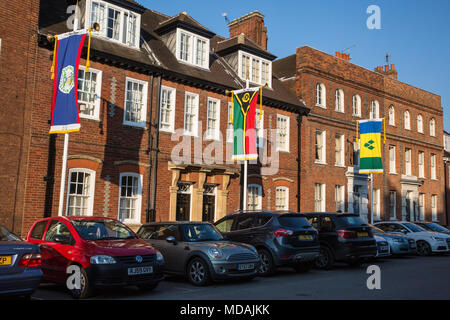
xmin=391 ymin=64 xmax=395 ymax=70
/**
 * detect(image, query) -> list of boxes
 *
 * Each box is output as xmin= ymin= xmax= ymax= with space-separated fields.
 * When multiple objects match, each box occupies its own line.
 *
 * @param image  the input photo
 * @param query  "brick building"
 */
xmin=0 ymin=1 xmax=308 ymax=236
xmin=274 ymin=46 xmax=445 ymax=223
xmin=444 ymin=131 xmax=450 ymax=225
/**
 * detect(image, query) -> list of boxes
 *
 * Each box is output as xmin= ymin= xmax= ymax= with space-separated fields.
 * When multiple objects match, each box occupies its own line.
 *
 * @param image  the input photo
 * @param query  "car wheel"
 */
xmin=187 ymin=258 xmax=211 ymax=286
xmin=257 ymin=249 xmax=276 ymax=276
xmin=314 ymin=246 xmax=334 ymax=270
xmin=69 ymin=266 xmax=93 ymax=300
xmin=293 ymin=261 xmax=314 ymax=273
xmin=416 ymin=241 xmax=432 ymax=256
xmin=137 ymin=282 xmax=159 ymax=291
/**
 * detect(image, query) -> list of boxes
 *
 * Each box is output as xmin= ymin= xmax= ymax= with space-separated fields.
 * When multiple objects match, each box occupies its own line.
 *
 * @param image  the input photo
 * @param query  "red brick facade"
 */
xmin=275 ymin=46 xmax=445 ymax=223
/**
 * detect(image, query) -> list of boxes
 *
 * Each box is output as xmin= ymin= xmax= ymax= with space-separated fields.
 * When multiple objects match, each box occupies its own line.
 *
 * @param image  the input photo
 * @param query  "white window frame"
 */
xmin=335 ymin=89 xmax=344 ymax=113
xmin=276 ymin=114 xmax=290 ymax=152
xmin=404 ymin=110 xmax=411 ymax=130
xmin=316 ymin=83 xmax=326 ymax=108
xmin=184 ymin=92 xmax=199 ymax=136
xmin=388 ymin=105 xmax=395 ymax=126
xmin=419 ymin=193 xmax=425 ymax=221
xmin=175 ymin=28 xmax=210 ymax=69
xmin=123 ymin=77 xmax=148 ymax=127
xmin=335 ymin=185 xmax=345 ymax=212
xmin=430 ymin=154 xmax=437 ymax=180
xmin=238 ymin=50 xmax=272 ymax=87
xmin=370 ymin=100 xmax=379 ymax=119
xmin=247 ymin=184 xmax=262 ymax=210
xmin=255 ymin=109 xmax=264 ymax=148
xmin=405 ymin=148 xmax=412 ymax=176
xmin=418 ymin=151 xmax=425 ymax=178
xmin=275 ymin=186 xmax=289 ymax=211
xmin=86 ymin=0 xmax=141 ymax=49
xmin=390 ymin=191 xmax=396 ymax=220
xmin=430 ymin=118 xmax=436 ymax=137
xmin=227 ymin=102 xmax=233 ymax=143
xmin=206 ymin=97 xmax=220 ymax=140
xmin=352 ymin=94 xmax=361 ymax=117
xmin=431 ymin=195 xmax=437 ymax=221
xmin=65 ymin=168 xmax=96 ymax=217
xmin=417 ymin=115 xmax=423 ymax=133
xmin=315 ymin=130 xmax=326 ymax=164
xmin=77 ymin=66 xmax=102 ymax=120
xmin=314 ymin=183 xmax=326 ymax=212
xmin=389 ymin=145 xmax=396 ymax=174
xmin=118 ymin=172 xmax=143 ymax=224
xmin=159 ymin=85 xmax=176 ymax=132
xmin=335 ymin=134 xmax=345 ymax=167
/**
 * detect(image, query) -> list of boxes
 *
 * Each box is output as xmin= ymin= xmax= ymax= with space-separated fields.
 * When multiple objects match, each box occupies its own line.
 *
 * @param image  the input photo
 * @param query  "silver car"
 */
xmin=137 ymin=222 xmax=261 ymax=286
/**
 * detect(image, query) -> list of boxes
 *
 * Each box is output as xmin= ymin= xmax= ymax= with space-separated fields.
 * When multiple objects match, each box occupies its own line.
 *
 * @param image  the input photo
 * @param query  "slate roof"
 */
xmin=38 ymin=0 xmax=307 ymax=113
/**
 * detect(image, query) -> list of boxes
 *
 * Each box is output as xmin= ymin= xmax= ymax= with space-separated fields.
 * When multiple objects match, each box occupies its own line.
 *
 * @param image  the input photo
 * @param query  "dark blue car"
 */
xmin=0 ymin=225 xmax=42 ymax=298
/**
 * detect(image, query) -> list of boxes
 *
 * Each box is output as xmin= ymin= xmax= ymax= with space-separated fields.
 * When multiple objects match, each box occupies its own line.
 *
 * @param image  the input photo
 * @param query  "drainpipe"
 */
xmin=296 ymin=114 xmax=303 ymax=212
xmin=145 ymin=75 xmax=154 ymax=223
xmin=149 ymin=75 xmax=162 ymax=222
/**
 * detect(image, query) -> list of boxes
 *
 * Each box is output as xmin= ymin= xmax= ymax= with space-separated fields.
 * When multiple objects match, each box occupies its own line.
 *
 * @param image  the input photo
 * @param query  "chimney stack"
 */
xmin=335 ymin=51 xmax=351 ymax=61
xmin=374 ymin=64 xmax=398 ymax=80
xmin=228 ymin=11 xmax=268 ymax=50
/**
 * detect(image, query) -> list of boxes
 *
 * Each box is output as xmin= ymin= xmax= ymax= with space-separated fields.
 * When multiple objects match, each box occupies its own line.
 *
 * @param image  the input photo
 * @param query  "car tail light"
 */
xmin=337 ymin=229 xmax=357 ymax=239
xmin=18 ymin=253 xmax=42 ymax=268
xmin=274 ymin=228 xmax=294 ymax=237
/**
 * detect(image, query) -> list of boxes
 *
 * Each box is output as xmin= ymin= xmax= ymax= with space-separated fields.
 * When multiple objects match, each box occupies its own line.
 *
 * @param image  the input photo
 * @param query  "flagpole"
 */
xmin=243 ymin=80 xmax=250 ymax=210
xmin=370 ymin=173 xmax=374 ymax=224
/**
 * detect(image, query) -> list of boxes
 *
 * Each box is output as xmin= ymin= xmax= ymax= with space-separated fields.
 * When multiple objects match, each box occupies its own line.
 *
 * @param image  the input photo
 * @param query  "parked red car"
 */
xmin=26 ymin=216 xmax=164 ymax=299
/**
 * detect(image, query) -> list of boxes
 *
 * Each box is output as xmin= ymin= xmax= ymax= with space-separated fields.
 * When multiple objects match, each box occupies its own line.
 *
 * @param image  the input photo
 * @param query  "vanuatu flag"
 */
xmin=231 ymin=87 xmax=262 ymax=161
xmin=358 ymin=119 xmax=384 ymax=174
xmin=49 ymin=31 xmax=87 ymax=134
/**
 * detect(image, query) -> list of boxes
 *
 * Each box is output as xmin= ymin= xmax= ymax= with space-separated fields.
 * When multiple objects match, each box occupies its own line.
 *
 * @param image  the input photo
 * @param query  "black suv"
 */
xmin=214 ymin=211 xmax=320 ymax=276
xmin=303 ymin=213 xmax=377 ymax=269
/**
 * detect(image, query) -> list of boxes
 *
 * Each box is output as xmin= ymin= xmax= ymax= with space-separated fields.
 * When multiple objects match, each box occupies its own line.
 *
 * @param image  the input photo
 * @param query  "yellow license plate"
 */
xmin=357 ymin=232 xmax=369 ymax=237
xmin=0 ymin=256 xmax=12 ymax=266
xmin=299 ymin=235 xmax=313 ymax=240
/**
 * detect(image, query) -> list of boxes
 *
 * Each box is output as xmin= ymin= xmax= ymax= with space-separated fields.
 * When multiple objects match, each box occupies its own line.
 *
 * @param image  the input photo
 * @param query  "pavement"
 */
xmin=31 ymin=255 xmax=450 ymax=300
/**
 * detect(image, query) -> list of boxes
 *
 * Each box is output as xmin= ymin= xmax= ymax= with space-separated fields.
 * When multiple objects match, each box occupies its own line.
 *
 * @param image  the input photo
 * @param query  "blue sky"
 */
xmin=141 ymin=0 xmax=450 ymax=132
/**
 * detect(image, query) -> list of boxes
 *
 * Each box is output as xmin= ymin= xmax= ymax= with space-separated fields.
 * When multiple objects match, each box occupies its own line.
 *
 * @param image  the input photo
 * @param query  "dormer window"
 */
xmin=238 ymin=51 xmax=272 ymax=87
xmin=86 ymin=0 xmax=141 ymax=48
xmin=176 ymin=29 xmax=209 ymax=69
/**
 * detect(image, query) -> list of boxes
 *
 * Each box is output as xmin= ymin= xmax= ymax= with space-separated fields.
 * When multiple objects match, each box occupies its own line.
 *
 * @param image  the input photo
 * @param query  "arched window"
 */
xmin=404 ymin=110 xmax=410 ymax=130
xmin=316 ymin=83 xmax=326 ymax=107
xmin=388 ymin=105 xmax=395 ymax=126
xmin=417 ymin=115 xmax=423 ymax=133
xmin=335 ymin=89 xmax=344 ymax=112
xmin=430 ymin=118 xmax=436 ymax=136
xmin=370 ymin=100 xmax=379 ymax=119
xmin=352 ymin=95 xmax=361 ymax=117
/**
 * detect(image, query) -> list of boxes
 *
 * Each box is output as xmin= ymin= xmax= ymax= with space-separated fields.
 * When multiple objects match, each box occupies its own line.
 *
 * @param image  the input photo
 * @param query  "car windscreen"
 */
xmin=335 ymin=216 xmax=368 ymax=228
xmin=424 ymin=223 xmax=448 ymax=232
xmin=403 ymin=223 xmax=426 ymax=233
xmin=370 ymin=225 xmax=386 ymax=234
xmin=181 ymin=224 xmax=223 ymax=242
xmin=0 ymin=226 xmax=22 ymax=241
xmin=278 ymin=215 xmax=311 ymax=228
xmin=71 ymin=219 xmax=137 ymax=241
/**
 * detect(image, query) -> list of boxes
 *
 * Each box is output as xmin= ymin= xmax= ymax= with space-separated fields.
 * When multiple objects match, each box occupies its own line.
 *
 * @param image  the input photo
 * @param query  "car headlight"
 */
xmin=208 ymin=247 xmax=224 ymax=259
xmin=431 ymin=236 xmax=444 ymax=242
xmin=156 ymin=251 xmax=164 ymax=264
xmin=90 ymin=255 xmax=117 ymax=265
xmin=393 ymin=238 xmax=404 ymax=243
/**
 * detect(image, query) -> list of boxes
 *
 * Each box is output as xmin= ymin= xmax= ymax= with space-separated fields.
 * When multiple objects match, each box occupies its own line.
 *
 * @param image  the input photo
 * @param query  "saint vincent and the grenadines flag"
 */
xmin=358 ymin=119 xmax=385 ymax=174
xmin=230 ymin=87 xmax=263 ymax=161
xmin=49 ymin=29 xmax=92 ymax=134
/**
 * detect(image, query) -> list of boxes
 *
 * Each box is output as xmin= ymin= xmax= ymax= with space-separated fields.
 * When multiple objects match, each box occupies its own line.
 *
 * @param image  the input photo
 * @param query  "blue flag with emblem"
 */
xmin=358 ymin=119 xmax=385 ymax=174
xmin=49 ymin=32 xmax=87 ymax=134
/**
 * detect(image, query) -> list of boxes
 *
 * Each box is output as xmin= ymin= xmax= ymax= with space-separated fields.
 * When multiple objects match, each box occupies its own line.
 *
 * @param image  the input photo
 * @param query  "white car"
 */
xmin=374 ymin=221 xmax=450 ymax=256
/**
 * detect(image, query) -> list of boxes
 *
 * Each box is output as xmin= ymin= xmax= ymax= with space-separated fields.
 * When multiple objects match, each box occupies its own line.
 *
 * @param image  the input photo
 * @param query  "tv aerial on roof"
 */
xmin=222 ymin=12 xmax=230 ymax=24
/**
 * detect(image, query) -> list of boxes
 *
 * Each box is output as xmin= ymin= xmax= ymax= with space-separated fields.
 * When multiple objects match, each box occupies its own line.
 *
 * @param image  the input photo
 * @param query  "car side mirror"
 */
xmin=166 ymin=236 xmax=177 ymax=245
xmin=54 ymin=235 xmax=72 ymax=245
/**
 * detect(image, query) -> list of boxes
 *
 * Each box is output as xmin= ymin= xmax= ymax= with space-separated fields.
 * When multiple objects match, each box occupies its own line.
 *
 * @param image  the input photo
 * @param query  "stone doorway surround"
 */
xmin=167 ymin=162 xmax=239 ymax=222
xmin=346 ymin=167 xmax=369 ymax=221
xmin=400 ymin=175 xmax=422 ymax=221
